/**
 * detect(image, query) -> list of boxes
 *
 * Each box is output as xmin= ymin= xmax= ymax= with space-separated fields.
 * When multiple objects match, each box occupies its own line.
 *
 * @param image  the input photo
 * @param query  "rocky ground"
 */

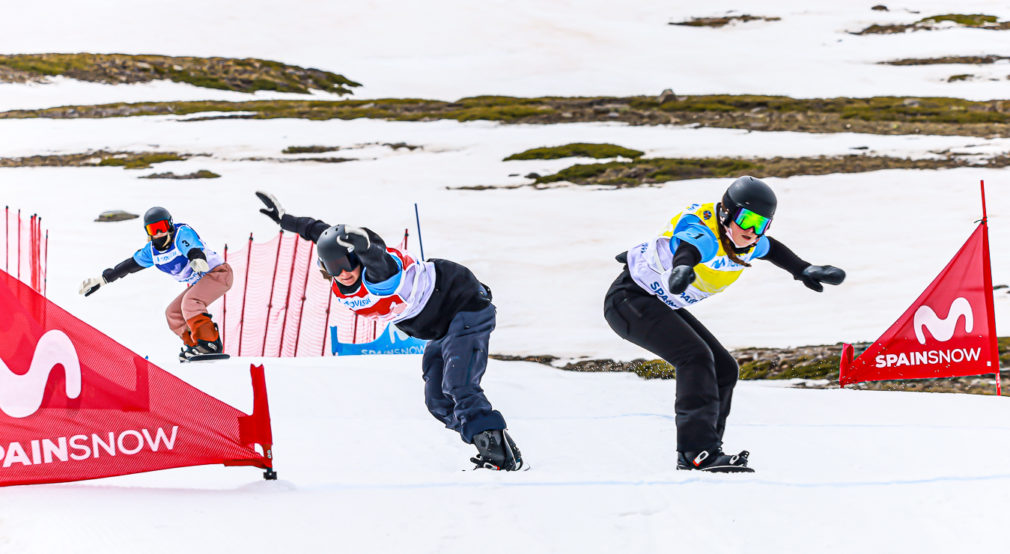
xmin=5 ymin=95 xmax=1010 ymax=139
xmin=492 ymin=336 xmax=1010 ymax=395
xmin=0 ymin=53 xmax=359 ymax=94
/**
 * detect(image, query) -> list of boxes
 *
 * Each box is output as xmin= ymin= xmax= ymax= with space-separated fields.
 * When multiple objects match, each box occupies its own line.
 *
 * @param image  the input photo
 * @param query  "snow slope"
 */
xmin=3 ymin=356 xmax=1010 ymax=553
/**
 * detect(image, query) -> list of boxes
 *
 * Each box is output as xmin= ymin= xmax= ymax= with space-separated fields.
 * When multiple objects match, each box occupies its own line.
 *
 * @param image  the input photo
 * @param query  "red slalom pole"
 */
xmin=278 ymin=236 xmax=301 ymax=357
xmin=321 ymin=282 xmax=334 ymax=356
xmin=237 ymin=233 xmax=254 ymax=357
xmin=43 ymin=230 xmax=48 ymax=298
xmin=292 ymin=244 xmax=313 ymax=356
xmin=222 ymin=243 xmax=229 ymax=349
xmin=262 ymin=231 xmax=284 ymax=357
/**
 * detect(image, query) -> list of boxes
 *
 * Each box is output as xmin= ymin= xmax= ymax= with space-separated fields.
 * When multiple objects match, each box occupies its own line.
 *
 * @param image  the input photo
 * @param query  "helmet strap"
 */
xmin=716 ymin=222 xmax=752 ymax=267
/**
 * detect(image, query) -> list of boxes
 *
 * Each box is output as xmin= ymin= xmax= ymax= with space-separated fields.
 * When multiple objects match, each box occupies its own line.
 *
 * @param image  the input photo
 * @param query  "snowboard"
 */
xmin=182 ymin=353 xmax=231 ymax=363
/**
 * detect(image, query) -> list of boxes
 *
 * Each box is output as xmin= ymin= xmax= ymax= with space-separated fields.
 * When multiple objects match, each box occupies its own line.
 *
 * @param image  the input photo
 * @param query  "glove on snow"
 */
xmin=79 ymin=275 xmax=108 ymax=297
xmin=799 ymin=265 xmax=846 ymax=292
xmin=255 ymin=191 xmax=286 ymax=225
xmin=189 ymin=258 xmax=210 ymax=274
xmin=667 ymin=265 xmax=697 ymax=295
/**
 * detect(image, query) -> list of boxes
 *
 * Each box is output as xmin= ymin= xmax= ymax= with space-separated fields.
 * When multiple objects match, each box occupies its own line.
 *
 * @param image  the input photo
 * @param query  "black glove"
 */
xmin=799 ymin=265 xmax=846 ymax=292
xmin=255 ymin=191 xmax=285 ymax=225
xmin=667 ymin=265 xmax=696 ymax=295
xmin=336 ymin=226 xmax=371 ymax=254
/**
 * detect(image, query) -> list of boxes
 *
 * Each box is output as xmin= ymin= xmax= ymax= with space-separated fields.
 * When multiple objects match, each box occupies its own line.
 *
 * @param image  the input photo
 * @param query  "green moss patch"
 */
xmin=495 ymin=337 xmax=1010 ymax=394
xmin=0 ymin=53 xmax=360 ymax=95
xmin=505 ymin=143 xmax=644 ymax=161
xmin=670 ymin=15 xmax=780 ymax=27
xmin=97 ymin=152 xmax=186 ymax=169
xmin=140 ymin=169 xmax=220 ymax=179
xmin=856 ymin=13 xmax=1010 ymax=34
xmin=0 ymin=150 xmax=190 ymax=170
xmin=881 ymin=55 xmax=1010 ymax=65
xmin=6 ymin=95 xmax=1010 ymax=138
xmin=283 ymin=145 xmax=342 ymax=154
xmin=531 ymin=153 xmax=1010 ymax=187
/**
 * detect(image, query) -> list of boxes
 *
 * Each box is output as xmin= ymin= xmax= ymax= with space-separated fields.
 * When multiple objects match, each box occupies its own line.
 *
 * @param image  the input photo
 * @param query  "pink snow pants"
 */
xmin=165 ymin=263 xmax=234 ymax=337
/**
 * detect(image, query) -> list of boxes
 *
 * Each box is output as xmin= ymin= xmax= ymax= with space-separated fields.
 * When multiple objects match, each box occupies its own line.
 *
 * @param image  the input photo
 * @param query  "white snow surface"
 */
xmin=3 ymin=2 xmax=1010 ymax=553
xmin=3 ymin=0 xmax=1010 ymax=105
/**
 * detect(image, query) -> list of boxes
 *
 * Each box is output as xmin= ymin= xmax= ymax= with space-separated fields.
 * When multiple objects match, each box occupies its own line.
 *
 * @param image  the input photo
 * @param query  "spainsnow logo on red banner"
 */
xmin=840 ymin=221 xmax=999 ymax=386
xmin=0 ymin=270 xmax=273 ymax=487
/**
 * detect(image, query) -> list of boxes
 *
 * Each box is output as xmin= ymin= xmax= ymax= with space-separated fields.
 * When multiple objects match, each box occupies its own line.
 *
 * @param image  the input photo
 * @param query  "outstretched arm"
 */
xmin=762 ymin=237 xmax=845 ymax=292
xmin=256 ymin=190 xmax=330 ymax=242
xmin=79 ymin=257 xmax=145 ymax=296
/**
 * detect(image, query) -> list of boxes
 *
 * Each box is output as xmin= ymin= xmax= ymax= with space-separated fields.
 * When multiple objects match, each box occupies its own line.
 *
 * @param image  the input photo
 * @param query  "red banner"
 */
xmin=0 ymin=269 xmax=273 ymax=487
xmin=840 ymin=220 xmax=999 ymax=387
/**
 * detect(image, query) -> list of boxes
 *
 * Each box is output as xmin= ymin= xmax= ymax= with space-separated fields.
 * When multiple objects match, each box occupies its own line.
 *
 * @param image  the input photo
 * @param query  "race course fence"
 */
xmin=212 ymin=230 xmax=410 ymax=357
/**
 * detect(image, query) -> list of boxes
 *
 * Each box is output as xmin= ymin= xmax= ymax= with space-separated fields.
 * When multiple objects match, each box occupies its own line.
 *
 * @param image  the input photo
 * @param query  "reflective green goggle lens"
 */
xmin=733 ymin=208 xmax=771 ymax=235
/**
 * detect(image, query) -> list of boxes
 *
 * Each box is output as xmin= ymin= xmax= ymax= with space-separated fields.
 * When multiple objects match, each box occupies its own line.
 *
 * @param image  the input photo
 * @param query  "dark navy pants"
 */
xmin=421 ymin=304 xmax=507 ymax=443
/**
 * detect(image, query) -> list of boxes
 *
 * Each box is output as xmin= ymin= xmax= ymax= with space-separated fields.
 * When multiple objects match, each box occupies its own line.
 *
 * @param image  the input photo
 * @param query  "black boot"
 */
xmin=471 ymin=429 xmax=523 ymax=471
xmin=194 ymin=335 xmax=223 ymax=355
xmin=677 ymin=449 xmax=754 ymax=473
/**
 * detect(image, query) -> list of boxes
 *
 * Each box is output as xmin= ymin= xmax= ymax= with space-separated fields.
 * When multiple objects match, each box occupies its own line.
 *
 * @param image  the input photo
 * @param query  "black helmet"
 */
xmin=143 ymin=206 xmax=174 ymax=237
xmin=719 ymin=176 xmax=776 ymax=232
xmin=317 ymin=224 xmax=362 ymax=276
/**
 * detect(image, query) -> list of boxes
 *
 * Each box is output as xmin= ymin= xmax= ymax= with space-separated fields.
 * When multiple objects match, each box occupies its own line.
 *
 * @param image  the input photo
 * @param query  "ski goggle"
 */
xmin=144 ymin=219 xmax=173 ymax=237
xmin=318 ymin=254 xmax=359 ymax=276
xmin=733 ymin=208 xmax=771 ymax=235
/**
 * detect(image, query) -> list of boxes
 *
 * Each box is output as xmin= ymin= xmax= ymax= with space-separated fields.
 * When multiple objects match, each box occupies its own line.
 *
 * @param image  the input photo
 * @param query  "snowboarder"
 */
xmin=603 ymin=176 xmax=845 ymax=472
xmin=79 ymin=207 xmax=233 ymax=361
xmin=254 ymin=191 xmax=523 ymax=471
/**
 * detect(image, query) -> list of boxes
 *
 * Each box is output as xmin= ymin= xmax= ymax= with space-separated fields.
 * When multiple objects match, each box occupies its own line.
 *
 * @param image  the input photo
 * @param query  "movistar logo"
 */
xmin=342 ymin=297 xmax=374 ymax=309
xmin=913 ymin=297 xmax=973 ymax=345
xmin=0 ymin=330 xmax=81 ymax=419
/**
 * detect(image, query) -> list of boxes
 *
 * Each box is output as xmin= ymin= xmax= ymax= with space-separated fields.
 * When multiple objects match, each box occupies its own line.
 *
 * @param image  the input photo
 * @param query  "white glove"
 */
xmin=189 ymin=258 xmax=210 ymax=273
xmin=79 ymin=276 xmax=107 ymax=297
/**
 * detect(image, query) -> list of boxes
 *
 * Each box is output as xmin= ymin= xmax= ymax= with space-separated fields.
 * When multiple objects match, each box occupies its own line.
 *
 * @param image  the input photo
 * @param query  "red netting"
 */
xmin=212 ymin=230 xmax=409 ymax=357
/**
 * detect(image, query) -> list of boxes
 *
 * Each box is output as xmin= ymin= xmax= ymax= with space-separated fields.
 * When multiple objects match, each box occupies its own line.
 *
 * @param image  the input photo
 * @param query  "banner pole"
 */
xmin=980 ymin=180 xmax=1001 ymax=395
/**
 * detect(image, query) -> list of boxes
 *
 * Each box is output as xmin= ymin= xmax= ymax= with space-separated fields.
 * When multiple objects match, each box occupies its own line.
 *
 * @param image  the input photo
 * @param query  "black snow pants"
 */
xmin=603 ymin=268 xmax=739 ymax=453
xmin=421 ymin=304 xmax=507 ymax=444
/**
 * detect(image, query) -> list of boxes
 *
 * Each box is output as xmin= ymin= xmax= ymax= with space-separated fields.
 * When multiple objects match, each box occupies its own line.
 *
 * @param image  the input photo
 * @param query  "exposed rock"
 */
xmin=658 ymin=89 xmax=678 ymax=103
xmin=95 ymin=210 xmax=138 ymax=222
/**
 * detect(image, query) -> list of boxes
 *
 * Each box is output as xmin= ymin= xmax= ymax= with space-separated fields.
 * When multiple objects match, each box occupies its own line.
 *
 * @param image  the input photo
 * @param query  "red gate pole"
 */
xmin=277 ymin=237 xmax=301 ymax=357
xmin=43 ymin=230 xmax=48 ymax=298
xmin=17 ymin=209 xmax=22 ymax=281
xmin=321 ymin=283 xmax=334 ymax=356
xmin=352 ymin=313 xmax=359 ymax=342
xmin=4 ymin=205 xmax=7 ymax=273
xmin=31 ymin=216 xmax=38 ymax=290
xmin=222 ymin=243 xmax=228 ymax=348
xmin=292 ymin=244 xmax=313 ymax=356
xmin=236 ymin=233 xmax=254 ymax=357
xmin=262 ymin=230 xmax=285 ymax=357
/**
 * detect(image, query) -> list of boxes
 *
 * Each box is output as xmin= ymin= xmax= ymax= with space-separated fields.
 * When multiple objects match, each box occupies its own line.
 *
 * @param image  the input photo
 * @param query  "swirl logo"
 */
xmin=0 ymin=330 xmax=82 ymax=418
xmin=913 ymin=297 xmax=973 ymax=346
